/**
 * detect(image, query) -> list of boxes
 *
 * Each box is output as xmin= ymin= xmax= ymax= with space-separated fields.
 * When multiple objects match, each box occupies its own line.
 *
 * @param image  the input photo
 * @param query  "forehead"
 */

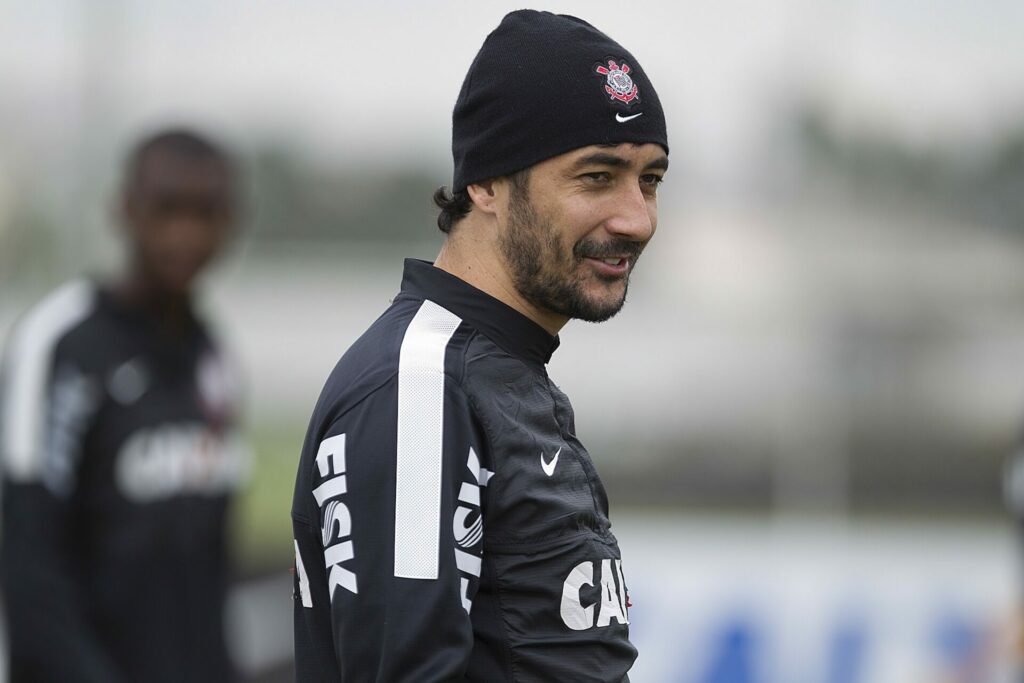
xmin=132 ymin=149 xmax=231 ymax=196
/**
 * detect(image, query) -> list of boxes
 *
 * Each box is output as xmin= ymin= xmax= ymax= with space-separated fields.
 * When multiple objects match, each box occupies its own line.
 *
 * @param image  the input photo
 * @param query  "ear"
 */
xmin=466 ymin=179 xmax=500 ymax=216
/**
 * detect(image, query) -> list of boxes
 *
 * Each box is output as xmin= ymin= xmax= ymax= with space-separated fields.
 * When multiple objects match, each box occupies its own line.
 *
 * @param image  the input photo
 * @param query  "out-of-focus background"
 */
xmin=3 ymin=1 xmax=1024 ymax=681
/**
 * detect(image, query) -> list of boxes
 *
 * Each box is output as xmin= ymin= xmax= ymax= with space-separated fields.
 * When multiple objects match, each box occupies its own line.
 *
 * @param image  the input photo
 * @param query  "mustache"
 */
xmin=573 ymin=237 xmax=644 ymax=261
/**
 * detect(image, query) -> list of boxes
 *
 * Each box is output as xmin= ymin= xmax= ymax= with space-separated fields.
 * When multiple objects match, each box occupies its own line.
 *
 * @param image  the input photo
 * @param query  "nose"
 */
xmin=605 ymin=181 xmax=655 ymax=243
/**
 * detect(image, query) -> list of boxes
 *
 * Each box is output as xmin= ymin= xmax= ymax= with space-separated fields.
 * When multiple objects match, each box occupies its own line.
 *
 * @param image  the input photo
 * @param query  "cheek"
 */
xmin=553 ymin=201 xmax=604 ymax=245
xmin=134 ymin=220 xmax=225 ymax=270
xmin=191 ymin=223 xmax=229 ymax=255
xmin=132 ymin=220 xmax=171 ymax=256
xmin=173 ymin=219 xmax=226 ymax=253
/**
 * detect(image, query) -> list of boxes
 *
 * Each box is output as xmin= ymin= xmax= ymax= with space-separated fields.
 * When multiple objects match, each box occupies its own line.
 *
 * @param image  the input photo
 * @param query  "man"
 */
xmin=0 ymin=129 xmax=248 ymax=682
xmin=292 ymin=10 xmax=668 ymax=682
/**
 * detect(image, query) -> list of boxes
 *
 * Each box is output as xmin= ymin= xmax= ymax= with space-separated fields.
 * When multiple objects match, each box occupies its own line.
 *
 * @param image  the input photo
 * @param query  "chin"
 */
xmin=571 ymin=296 xmax=628 ymax=323
xmin=573 ymin=308 xmax=623 ymax=324
xmin=589 ymin=285 xmax=627 ymax=308
xmin=157 ymin=275 xmax=199 ymax=298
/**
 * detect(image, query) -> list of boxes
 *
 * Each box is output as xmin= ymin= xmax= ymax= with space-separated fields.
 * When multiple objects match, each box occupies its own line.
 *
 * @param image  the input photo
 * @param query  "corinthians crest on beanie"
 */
xmin=451 ymin=9 xmax=669 ymax=192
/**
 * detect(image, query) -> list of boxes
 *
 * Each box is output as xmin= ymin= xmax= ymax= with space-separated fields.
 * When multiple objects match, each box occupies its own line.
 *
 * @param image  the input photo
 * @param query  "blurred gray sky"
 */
xmin=3 ymin=0 xmax=1023 ymax=184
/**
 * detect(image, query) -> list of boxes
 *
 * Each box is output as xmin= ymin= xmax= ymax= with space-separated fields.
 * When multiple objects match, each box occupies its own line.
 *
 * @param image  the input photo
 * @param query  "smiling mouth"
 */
xmin=583 ymin=255 xmax=631 ymax=276
xmin=573 ymin=238 xmax=642 ymax=277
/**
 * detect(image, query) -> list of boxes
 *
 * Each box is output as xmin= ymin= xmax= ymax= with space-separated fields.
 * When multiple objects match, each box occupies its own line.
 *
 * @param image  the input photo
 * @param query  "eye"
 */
xmin=580 ymin=171 xmax=612 ymax=184
xmin=640 ymin=174 xmax=664 ymax=195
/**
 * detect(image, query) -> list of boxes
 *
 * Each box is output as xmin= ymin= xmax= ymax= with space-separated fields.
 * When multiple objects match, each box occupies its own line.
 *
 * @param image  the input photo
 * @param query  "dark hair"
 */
xmin=432 ymin=186 xmax=473 ymax=234
xmin=432 ymin=169 xmax=530 ymax=234
xmin=124 ymin=128 xmax=232 ymax=192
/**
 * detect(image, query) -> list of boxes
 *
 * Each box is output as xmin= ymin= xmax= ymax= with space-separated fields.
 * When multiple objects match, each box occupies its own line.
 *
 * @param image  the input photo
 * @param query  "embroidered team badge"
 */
xmin=595 ymin=59 xmax=639 ymax=104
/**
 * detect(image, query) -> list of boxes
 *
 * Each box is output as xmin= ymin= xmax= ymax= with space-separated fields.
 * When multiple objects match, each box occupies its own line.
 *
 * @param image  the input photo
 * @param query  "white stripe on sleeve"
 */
xmin=1 ymin=280 xmax=94 ymax=481
xmin=393 ymin=299 xmax=461 ymax=580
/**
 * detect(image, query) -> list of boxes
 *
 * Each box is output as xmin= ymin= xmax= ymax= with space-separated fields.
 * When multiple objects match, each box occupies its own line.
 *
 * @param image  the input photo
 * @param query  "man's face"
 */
xmin=122 ymin=150 xmax=235 ymax=296
xmin=498 ymin=142 xmax=667 ymax=323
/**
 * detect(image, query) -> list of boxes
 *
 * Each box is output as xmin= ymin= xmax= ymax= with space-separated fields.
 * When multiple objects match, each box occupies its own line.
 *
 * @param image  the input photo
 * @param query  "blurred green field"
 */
xmin=231 ymin=425 xmax=307 ymax=574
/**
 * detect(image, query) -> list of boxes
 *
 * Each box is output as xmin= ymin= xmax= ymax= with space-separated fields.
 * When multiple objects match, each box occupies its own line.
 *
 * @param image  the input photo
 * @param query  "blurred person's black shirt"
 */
xmin=0 ymin=279 xmax=248 ymax=683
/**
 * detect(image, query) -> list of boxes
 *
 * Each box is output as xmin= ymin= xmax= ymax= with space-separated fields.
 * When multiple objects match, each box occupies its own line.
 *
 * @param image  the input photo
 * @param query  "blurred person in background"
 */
xmin=291 ymin=10 xmax=667 ymax=682
xmin=0 ymin=128 xmax=248 ymax=682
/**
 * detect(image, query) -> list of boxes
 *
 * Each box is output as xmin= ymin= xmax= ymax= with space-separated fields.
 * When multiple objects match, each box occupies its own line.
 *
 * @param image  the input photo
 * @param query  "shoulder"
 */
xmin=293 ymin=296 xmax=486 ymax=519
xmin=4 ymin=279 xmax=101 ymax=371
xmin=1 ymin=280 xmax=102 ymax=482
xmin=313 ymin=295 xmax=480 ymax=426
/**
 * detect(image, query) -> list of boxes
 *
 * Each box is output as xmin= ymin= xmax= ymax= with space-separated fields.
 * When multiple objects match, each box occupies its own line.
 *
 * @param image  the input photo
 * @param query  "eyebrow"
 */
xmin=645 ymin=156 xmax=670 ymax=172
xmin=573 ymin=152 xmax=630 ymax=169
xmin=571 ymin=152 xmax=670 ymax=172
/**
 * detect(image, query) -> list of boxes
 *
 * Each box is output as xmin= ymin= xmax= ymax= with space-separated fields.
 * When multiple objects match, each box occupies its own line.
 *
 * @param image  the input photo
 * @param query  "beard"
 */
xmin=499 ymin=177 xmax=643 ymax=323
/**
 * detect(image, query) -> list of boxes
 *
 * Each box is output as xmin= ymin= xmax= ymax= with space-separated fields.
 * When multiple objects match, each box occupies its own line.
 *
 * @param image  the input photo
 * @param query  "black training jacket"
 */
xmin=292 ymin=259 xmax=636 ymax=682
xmin=0 ymin=280 xmax=248 ymax=682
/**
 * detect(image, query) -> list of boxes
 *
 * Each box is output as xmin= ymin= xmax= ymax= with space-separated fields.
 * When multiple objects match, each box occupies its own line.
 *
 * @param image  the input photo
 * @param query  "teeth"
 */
xmin=602 ymin=258 xmax=621 ymax=265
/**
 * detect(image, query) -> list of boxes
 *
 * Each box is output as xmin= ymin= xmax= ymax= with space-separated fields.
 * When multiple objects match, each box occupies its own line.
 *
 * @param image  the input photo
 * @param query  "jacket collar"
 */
xmin=399 ymin=259 xmax=559 ymax=366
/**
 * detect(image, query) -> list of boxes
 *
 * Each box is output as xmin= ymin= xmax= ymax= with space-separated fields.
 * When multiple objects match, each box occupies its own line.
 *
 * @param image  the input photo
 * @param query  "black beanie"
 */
xmin=451 ymin=9 xmax=668 ymax=192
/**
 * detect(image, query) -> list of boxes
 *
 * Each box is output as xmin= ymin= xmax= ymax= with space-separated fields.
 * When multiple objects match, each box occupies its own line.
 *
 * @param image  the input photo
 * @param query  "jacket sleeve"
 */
xmin=0 ymin=346 xmax=124 ymax=682
xmin=293 ymin=374 xmax=490 ymax=682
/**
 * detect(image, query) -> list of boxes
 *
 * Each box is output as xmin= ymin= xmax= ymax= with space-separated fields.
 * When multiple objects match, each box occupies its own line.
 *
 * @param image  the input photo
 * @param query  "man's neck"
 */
xmin=112 ymin=271 xmax=194 ymax=334
xmin=433 ymin=226 xmax=566 ymax=336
